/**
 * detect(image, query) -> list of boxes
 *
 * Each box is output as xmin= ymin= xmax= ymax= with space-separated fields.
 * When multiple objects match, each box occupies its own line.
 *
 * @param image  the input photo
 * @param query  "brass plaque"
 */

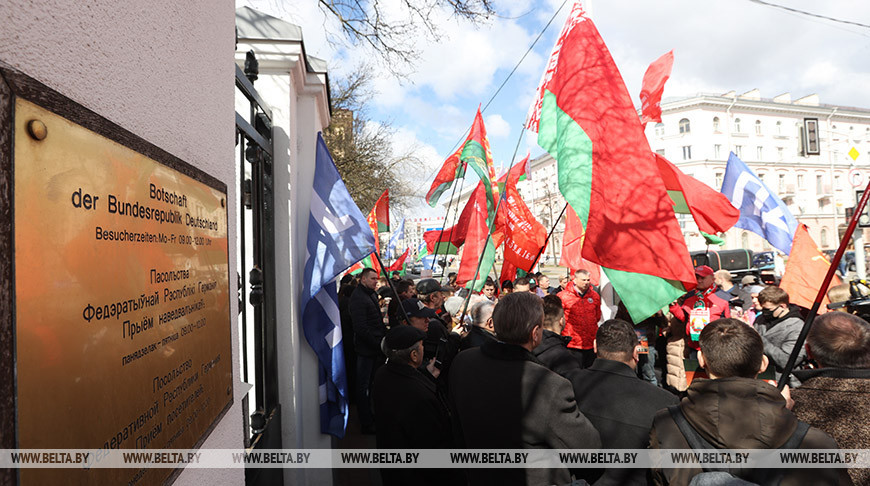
xmin=14 ymin=99 xmax=233 ymax=485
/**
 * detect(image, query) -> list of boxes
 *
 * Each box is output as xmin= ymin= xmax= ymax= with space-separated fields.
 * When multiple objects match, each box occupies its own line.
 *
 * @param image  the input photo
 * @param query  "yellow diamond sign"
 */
xmin=849 ymin=147 xmax=860 ymax=160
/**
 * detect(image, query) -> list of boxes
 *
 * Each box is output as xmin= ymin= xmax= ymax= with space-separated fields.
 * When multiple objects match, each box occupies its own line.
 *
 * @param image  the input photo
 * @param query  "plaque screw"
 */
xmin=27 ymin=120 xmax=47 ymax=141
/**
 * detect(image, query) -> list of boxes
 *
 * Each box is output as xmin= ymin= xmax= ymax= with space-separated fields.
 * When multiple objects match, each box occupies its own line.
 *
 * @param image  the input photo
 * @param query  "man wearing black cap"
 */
xmin=416 ymin=278 xmax=452 ymax=326
xmin=373 ymin=326 xmax=459 ymax=486
xmin=402 ymin=296 xmax=460 ymax=390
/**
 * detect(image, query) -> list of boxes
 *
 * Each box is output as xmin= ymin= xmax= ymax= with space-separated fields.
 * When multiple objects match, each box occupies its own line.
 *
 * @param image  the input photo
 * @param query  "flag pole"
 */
xmin=527 ymin=202 xmax=569 ymax=273
xmin=459 ymin=126 xmax=526 ymax=323
xmin=776 ymin=180 xmax=870 ymax=390
xmin=440 ymin=175 xmax=468 ymax=284
xmin=430 ymin=162 xmax=466 ymax=274
xmin=372 ymin=252 xmax=413 ymax=326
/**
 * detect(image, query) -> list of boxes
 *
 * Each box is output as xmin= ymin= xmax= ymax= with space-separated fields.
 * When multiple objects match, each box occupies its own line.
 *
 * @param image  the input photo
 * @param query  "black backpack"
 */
xmin=667 ymin=405 xmax=809 ymax=486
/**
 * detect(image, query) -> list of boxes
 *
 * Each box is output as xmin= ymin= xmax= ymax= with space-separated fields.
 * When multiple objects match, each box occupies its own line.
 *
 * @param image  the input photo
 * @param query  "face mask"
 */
xmin=760 ymin=308 xmax=775 ymax=318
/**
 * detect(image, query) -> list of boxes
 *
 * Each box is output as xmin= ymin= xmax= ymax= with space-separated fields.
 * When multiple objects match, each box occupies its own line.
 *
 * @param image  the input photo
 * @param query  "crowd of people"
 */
xmin=336 ymin=265 xmax=868 ymax=486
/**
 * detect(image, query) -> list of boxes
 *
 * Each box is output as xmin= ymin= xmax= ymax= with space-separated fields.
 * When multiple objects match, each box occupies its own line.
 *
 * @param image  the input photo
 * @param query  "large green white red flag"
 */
xmin=528 ymin=2 xmax=696 ymax=322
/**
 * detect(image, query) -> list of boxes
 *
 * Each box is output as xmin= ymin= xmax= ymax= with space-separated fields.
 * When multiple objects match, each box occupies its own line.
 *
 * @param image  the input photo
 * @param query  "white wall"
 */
xmin=235 ymin=37 xmax=333 ymax=485
xmin=0 ymin=1 xmax=243 ymax=484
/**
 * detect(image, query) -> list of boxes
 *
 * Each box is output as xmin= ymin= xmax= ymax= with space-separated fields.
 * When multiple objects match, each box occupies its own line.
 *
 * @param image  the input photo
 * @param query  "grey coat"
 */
xmin=757 ymin=308 xmax=806 ymax=388
xmin=449 ymin=340 xmax=601 ymax=486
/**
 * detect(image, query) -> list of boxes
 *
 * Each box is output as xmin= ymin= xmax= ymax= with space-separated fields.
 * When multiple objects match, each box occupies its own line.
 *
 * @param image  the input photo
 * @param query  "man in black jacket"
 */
xmin=570 ymin=319 xmax=678 ymax=486
xmin=373 ymin=326 xmax=459 ymax=486
xmin=449 ymin=291 xmax=601 ymax=486
xmin=349 ymin=267 xmax=384 ymax=434
xmin=533 ymin=294 xmax=582 ymax=377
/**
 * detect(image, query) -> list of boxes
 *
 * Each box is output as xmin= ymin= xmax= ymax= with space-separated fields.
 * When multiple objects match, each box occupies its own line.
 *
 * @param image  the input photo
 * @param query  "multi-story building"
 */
xmin=444 ymin=90 xmax=870 ymax=262
xmin=405 ymin=216 xmax=445 ymax=254
xmin=647 ymin=89 xmax=870 ymax=252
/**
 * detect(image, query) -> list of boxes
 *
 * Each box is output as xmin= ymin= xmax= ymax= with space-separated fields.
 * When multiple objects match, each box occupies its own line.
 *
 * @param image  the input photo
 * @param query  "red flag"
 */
xmin=386 ymin=248 xmax=410 ymax=272
xmin=499 ymin=258 xmax=517 ymax=286
xmin=426 ymin=159 xmax=528 ymax=254
xmin=348 ymin=191 xmax=389 ymax=275
xmin=559 ymin=205 xmax=600 ymax=286
xmin=780 ymin=224 xmax=841 ymax=312
xmin=454 ymin=160 xmax=524 ymax=290
xmin=655 ymin=153 xmax=739 ymax=234
xmin=456 ymin=198 xmax=504 ymax=288
xmin=497 ymin=155 xmax=547 ymax=272
xmin=639 ymin=50 xmax=674 ymax=125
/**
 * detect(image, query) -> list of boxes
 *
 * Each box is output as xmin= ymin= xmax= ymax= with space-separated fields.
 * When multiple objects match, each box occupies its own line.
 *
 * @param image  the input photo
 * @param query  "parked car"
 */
xmin=752 ymin=251 xmax=775 ymax=271
xmin=411 ymin=255 xmax=443 ymax=277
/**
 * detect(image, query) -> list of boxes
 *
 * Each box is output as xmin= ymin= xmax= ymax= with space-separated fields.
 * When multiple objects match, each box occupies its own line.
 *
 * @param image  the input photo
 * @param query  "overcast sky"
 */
xmin=240 ymin=0 xmax=870 ymax=218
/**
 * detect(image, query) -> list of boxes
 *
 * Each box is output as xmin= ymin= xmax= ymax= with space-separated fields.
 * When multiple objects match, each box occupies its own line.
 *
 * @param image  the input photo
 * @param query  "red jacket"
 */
xmin=669 ymin=288 xmax=730 ymax=350
xmin=558 ymin=283 xmax=602 ymax=350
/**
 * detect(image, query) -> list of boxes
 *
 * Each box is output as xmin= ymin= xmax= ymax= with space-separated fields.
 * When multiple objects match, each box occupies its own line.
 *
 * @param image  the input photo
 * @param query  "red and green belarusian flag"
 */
xmin=528 ymin=3 xmax=696 ymax=322
xmin=373 ymin=189 xmax=389 ymax=232
xmin=425 ymin=107 xmax=497 ymax=210
xmin=386 ymin=248 xmax=411 ymax=275
xmin=655 ymin=153 xmax=739 ymax=237
xmin=348 ymin=189 xmax=390 ymax=276
xmin=452 ymin=109 xmax=500 ymax=291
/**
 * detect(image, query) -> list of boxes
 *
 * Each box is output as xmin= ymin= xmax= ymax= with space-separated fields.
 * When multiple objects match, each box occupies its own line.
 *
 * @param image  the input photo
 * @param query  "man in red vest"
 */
xmin=670 ymin=265 xmax=731 ymax=354
xmin=558 ymin=269 xmax=602 ymax=368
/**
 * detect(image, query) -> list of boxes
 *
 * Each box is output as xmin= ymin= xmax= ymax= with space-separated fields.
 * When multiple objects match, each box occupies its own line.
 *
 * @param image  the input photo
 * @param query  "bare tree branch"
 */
xmin=323 ymin=66 xmax=424 ymax=211
xmin=318 ymin=0 xmax=494 ymax=75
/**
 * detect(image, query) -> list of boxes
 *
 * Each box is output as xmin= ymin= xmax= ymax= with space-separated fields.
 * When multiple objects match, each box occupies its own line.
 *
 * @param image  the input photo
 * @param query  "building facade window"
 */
xmin=741 ymin=231 xmax=750 ymax=249
xmin=778 ymin=173 xmax=786 ymax=192
xmin=777 ymin=147 xmax=784 ymax=161
xmin=821 ymin=228 xmax=829 ymax=248
xmin=797 ymin=173 xmax=805 ymax=189
xmin=776 ymin=121 xmax=782 ymax=135
xmin=713 ymin=117 xmax=720 ymax=131
xmin=735 ymin=145 xmax=743 ymax=158
xmin=655 ymin=123 xmax=664 ymax=136
xmin=816 ymin=174 xmax=823 ymax=194
xmin=682 ymin=146 xmax=692 ymax=160
xmin=656 ymin=149 xmax=665 ymax=156
xmin=715 ymin=172 xmax=724 ymax=189
xmin=755 ymin=120 xmax=762 ymax=135
xmin=835 ymin=175 xmax=842 ymax=190
xmin=759 ymin=172 xmax=766 ymax=185
xmin=734 ymin=118 xmax=742 ymax=133
xmin=756 ymin=146 xmax=763 ymax=160
xmin=679 ymin=118 xmax=691 ymax=134
xmin=714 ymin=144 xmax=721 ymax=159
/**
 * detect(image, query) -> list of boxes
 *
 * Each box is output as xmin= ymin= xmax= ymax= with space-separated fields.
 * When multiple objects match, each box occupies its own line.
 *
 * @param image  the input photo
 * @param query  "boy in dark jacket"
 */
xmin=650 ymin=318 xmax=845 ymax=486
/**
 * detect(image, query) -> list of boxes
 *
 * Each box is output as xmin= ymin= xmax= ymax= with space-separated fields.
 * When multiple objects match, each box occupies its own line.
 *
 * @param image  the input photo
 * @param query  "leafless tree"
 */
xmin=318 ymin=0 xmax=494 ymax=74
xmin=323 ymin=67 xmax=423 ymax=211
